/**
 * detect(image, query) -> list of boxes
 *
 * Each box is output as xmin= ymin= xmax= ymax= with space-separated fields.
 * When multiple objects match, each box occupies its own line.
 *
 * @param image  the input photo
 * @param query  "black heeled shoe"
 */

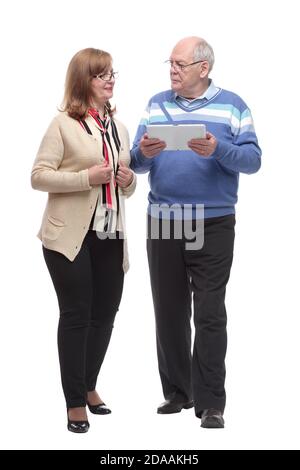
xmin=87 ymin=402 xmax=111 ymax=415
xmin=67 ymin=409 xmax=89 ymax=433
xmin=67 ymin=419 xmax=90 ymax=433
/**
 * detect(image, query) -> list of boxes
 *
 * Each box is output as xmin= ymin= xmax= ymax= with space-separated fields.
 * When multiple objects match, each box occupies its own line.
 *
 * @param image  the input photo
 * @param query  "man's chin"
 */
xmin=171 ymin=82 xmax=182 ymax=92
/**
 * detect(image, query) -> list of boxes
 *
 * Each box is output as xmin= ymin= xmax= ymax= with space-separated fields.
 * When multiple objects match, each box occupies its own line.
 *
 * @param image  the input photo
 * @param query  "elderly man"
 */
xmin=130 ymin=37 xmax=261 ymax=428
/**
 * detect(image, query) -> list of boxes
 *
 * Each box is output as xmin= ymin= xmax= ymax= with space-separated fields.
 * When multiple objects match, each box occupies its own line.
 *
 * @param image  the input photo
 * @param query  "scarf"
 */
xmin=79 ymin=108 xmax=121 ymax=233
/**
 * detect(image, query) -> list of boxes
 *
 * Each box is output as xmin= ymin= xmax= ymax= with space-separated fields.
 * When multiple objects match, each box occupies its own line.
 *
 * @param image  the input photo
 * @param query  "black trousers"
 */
xmin=43 ymin=231 xmax=124 ymax=408
xmin=147 ymin=214 xmax=235 ymax=416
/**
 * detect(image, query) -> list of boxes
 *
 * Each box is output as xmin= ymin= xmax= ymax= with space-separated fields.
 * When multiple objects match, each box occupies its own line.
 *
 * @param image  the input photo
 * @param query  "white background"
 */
xmin=0 ymin=0 xmax=299 ymax=450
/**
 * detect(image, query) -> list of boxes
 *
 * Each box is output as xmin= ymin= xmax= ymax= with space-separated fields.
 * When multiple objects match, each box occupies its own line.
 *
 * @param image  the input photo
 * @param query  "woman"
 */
xmin=31 ymin=48 xmax=136 ymax=433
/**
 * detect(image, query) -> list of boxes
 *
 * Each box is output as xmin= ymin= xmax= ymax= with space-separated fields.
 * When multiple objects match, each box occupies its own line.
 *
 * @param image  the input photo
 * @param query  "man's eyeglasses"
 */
xmin=93 ymin=71 xmax=119 ymax=82
xmin=164 ymin=60 xmax=204 ymax=72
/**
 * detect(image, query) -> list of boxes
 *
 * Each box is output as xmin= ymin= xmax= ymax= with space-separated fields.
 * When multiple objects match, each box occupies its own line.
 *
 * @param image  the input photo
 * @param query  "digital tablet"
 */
xmin=146 ymin=124 xmax=206 ymax=151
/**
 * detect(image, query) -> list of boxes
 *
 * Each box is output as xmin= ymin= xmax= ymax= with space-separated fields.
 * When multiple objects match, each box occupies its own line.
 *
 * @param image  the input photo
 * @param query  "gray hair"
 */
xmin=193 ymin=40 xmax=215 ymax=72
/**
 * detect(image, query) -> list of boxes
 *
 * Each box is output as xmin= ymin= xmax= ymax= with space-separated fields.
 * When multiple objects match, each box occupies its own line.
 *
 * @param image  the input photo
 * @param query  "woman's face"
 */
xmin=90 ymin=65 xmax=116 ymax=108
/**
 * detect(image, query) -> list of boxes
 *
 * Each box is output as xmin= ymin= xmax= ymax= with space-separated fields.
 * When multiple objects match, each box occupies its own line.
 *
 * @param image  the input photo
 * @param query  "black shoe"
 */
xmin=201 ymin=409 xmax=224 ymax=428
xmin=67 ymin=419 xmax=90 ymax=433
xmin=157 ymin=399 xmax=194 ymax=414
xmin=87 ymin=402 xmax=111 ymax=415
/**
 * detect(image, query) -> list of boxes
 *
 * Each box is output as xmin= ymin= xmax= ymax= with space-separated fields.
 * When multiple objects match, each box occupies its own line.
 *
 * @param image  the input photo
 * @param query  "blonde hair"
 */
xmin=60 ymin=48 xmax=115 ymax=120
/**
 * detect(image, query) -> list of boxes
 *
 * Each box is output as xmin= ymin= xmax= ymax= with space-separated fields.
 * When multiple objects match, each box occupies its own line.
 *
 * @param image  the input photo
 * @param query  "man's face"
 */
xmin=169 ymin=42 xmax=208 ymax=97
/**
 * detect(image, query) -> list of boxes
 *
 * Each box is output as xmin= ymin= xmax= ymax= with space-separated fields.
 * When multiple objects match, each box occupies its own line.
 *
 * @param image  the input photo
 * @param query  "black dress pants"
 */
xmin=43 ymin=231 xmax=124 ymax=408
xmin=147 ymin=214 xmax=235 ymax=416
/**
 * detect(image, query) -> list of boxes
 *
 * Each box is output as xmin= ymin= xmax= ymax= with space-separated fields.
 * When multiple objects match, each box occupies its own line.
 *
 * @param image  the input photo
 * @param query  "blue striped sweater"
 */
xmin=130 ymin=87 xmax=261 ymax=219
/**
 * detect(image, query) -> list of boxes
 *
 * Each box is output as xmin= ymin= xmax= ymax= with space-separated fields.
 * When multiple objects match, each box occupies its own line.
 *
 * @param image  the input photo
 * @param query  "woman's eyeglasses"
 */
xmin=93 ymin=71 xmax=119 ymax=82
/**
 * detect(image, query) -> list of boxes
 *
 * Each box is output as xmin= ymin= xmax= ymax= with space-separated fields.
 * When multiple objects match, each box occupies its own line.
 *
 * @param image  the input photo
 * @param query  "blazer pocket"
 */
xmin=43 ymin=215 xmax=65 ymax=241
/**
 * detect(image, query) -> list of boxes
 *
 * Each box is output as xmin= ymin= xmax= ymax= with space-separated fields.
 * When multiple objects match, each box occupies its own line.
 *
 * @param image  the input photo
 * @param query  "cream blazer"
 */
xmin=31 ymin=112 xmax=136 ymax=272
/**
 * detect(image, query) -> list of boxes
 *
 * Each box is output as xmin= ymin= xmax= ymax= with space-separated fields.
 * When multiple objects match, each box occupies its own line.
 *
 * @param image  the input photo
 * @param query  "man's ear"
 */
xmin=199 ymin=61 xmax=209 ymax=79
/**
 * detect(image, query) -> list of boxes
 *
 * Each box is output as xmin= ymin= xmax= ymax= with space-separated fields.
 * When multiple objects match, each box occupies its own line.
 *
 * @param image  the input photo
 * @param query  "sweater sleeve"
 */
xmin=31 ymin=117 xmax=92 ymax=193
xmin=130 ymin=103 xmax=154 ymax=174
xmin=212 ymin=107 xmax=261 ymax=174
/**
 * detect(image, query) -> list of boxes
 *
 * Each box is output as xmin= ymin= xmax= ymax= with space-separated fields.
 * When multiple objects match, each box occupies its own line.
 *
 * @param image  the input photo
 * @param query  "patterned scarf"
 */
xmin=79 ymin=108 xmax=121 ymax=233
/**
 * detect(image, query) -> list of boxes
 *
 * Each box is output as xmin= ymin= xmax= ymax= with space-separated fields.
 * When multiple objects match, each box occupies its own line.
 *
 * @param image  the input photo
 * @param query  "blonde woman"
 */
xmin=31 ymin=48 xmax=136 ymax=433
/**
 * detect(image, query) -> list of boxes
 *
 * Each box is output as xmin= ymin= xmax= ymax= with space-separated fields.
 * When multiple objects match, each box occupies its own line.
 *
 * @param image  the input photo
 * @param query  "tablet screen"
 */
xmin=147 ymin=124 xmax=206 ymax=150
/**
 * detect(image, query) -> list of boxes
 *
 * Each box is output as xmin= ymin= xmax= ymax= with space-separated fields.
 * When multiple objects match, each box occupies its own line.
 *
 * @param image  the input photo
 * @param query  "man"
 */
xmin=130 ymin=37 xmax=261 ymax=428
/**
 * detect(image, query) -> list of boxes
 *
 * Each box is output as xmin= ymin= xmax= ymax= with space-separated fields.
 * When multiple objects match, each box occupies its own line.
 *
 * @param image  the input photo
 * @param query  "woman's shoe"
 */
xmin=67 ymin=419 xmax=90 ymax=433
xmin=87 ymin=402 xmax=111 ymax=415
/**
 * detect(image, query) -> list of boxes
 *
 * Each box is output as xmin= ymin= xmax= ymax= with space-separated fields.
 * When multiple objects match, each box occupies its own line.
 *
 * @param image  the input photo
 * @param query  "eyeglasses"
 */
xmin=164 ymin=60 xmax=204 ymax=72
xmin=93 ymin=71 xmax=119 ymax=82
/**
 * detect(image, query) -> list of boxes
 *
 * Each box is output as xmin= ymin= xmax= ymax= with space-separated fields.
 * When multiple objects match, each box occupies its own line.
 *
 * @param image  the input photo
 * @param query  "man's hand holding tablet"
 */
xmin=143 ymin=124 xmax=217 ymax=158
xmin=147 ymin=124 xmax=206 ymax=150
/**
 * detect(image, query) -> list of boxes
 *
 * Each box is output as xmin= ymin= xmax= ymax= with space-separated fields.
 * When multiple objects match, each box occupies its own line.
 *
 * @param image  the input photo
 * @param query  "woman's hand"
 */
xmin=116 ymin=161 xmax=134 ymax=188
xmin=88 ymin=162 xmax=113 ymax=185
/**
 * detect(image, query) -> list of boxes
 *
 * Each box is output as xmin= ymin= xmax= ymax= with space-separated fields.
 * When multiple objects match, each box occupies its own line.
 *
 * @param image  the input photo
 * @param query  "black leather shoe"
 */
xmin=201 ymin=409 xmax=224 ymax=428
xmin=87 ymin=402 xmax=111 ymax=415
xmin=157 ymin=399 xmax=194 ymax=414
xmin=67 ymin=419 xmax=90 ymax=433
